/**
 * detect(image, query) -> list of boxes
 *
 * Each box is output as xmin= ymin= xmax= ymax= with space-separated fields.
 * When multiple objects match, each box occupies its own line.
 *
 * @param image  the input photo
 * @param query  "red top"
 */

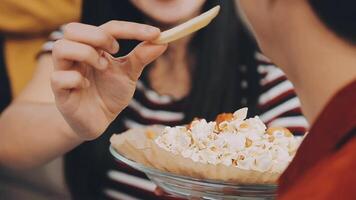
xmin=278 ymin=80 xmax=356 ymax=199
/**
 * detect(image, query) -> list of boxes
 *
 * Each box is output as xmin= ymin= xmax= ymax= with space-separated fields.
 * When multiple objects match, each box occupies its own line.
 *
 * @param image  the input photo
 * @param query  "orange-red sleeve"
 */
xmin=280 ymin=137 xmax=356 ymax=200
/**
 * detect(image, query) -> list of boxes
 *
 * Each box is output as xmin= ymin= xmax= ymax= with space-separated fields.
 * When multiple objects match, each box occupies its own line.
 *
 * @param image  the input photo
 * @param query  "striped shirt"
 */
xmin=43 ymin=33 xmax=308 ymax=200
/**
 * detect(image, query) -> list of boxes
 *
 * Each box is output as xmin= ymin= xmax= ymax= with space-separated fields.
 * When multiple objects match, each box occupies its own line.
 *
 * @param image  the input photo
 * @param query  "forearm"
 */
xmin=0 ymin=101 xmax=83 ymax=169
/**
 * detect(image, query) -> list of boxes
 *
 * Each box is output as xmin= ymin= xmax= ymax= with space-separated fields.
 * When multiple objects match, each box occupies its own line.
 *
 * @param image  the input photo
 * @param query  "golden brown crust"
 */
xmin=145 ymin=130 xmax=157 ymax=140
xmin=266 ymin=127 xmax=293 ymax=137
xmin=245 ymin=138 xmax=253 ymax=147
xmin=214 ymin=113 xmax=234 ymax=132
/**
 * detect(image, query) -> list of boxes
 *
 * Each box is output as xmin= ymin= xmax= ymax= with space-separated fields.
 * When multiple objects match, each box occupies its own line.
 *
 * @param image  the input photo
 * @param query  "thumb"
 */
xmin=124 ymin=42 xmax=167 ymax=80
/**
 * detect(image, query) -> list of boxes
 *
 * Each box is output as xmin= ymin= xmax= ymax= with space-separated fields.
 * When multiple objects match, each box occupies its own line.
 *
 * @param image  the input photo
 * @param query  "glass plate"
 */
xmin=110 ymin=146 xmax=277 ymax=200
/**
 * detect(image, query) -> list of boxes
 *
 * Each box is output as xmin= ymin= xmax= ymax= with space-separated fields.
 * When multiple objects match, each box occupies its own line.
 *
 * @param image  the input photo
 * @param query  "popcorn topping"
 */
xmin=155 ymin=108 xmax=304 ymax=173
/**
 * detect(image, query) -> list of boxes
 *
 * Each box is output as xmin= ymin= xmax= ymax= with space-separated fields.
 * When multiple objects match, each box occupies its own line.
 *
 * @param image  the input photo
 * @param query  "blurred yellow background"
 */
xmin=0 ymin=0 xmax=81 ymax=96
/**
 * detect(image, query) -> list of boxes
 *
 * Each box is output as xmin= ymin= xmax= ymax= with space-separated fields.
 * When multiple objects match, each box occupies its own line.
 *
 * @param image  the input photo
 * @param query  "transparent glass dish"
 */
xmin=110 ymin=146 xmax=277 ymax=200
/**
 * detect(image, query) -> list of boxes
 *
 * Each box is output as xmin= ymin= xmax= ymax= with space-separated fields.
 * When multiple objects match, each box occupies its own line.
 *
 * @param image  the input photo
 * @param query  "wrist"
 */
xmin=60 ymin=120 xmax=86 ymax=144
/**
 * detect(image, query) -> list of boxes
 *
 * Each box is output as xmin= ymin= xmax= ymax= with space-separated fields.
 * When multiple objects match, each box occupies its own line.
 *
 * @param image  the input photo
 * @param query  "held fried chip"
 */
xmin=151 ymin=5 xmax=220 ymax=44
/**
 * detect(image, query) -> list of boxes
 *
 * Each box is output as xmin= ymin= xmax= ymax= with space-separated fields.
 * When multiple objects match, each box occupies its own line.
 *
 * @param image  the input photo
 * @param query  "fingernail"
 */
xmin=99 ymin=57 xmax=108 ymax=69
xmin=83 ymin=78 xmax=90 ymax=88
xmin=111 ymin=40 xmax=119 ymax=53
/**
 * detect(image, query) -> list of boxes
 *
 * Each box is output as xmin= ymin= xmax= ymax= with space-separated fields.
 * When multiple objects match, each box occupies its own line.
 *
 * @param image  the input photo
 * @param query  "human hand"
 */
xmin=51 ymin=21 xmax=167 ymax=140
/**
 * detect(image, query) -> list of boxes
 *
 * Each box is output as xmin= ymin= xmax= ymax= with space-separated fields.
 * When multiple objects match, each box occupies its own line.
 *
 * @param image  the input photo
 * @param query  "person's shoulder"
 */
xmin=280 ymin=136 xmax=356 ymax=200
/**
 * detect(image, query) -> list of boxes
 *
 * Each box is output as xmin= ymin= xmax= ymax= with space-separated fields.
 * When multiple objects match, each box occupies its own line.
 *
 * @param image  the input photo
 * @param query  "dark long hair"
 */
xmin=309 ymin=0 xmax=356 ymax=44
xmin=65 ymin=0 xmax=260 ymax=199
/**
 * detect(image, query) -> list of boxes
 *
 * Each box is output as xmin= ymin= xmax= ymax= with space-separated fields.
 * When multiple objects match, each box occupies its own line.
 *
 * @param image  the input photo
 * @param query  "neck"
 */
xmin=157 ymin=35 xmax=192 ymax=70
xmin=148 ymin=35 xmax=193 ymax=99
xmin=270 ymin=2 xmax=356 ymax=125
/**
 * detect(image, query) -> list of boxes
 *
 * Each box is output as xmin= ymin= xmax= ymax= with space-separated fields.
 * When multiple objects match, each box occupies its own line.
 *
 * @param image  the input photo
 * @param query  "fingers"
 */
xmin=51 ymin=70 xmax=89 ymax=90
xmin=63 ymin=21 xmax=161 ymax=55
xmin=52 ymin=39 xmax=108 ymax=70
xmin=100 ymin=20 xmax=161 ymax=41
xmin=56 ymin=21 xmax=166 ymax=82
xmin=64 ymin=22 xmax=119 ymax=54
xmin=51 ymin=70 xmax=89 ymax=102
xmin=124 ymin=42 xmax=167 ymax=80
